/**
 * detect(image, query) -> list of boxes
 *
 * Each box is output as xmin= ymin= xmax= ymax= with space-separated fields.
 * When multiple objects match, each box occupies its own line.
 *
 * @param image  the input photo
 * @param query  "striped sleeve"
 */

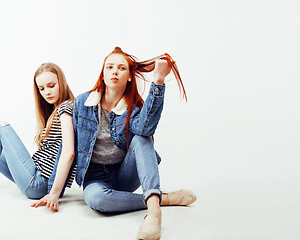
xmin=57 ymin=100 xmax=73 ymax=117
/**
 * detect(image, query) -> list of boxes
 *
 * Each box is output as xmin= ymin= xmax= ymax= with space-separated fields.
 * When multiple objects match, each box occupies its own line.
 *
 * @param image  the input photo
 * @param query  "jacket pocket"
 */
xmin=76 ymin=124 xmax=94 ymax=153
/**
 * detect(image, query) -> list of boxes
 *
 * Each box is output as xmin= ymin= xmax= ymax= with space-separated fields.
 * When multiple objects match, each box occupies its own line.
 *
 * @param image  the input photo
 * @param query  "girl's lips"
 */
xmin=111 ymin=78 xmax=119 ymax=81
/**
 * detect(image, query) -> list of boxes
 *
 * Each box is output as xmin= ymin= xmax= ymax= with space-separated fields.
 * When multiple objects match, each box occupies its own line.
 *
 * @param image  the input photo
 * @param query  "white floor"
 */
xmin=0 ymin=1 xmax=299 ymax=239
xmin=0 ymin=171 xmax=299 ymax=240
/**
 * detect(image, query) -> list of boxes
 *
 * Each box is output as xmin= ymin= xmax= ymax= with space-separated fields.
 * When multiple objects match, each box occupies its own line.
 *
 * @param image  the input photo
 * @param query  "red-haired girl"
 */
xmin=73 ymin=47 xmax=196 ymax=239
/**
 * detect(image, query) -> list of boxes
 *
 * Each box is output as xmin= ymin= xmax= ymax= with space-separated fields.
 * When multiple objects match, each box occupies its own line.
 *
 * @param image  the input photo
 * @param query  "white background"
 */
xmin=0 ymin=0 xmax=299 ymax=239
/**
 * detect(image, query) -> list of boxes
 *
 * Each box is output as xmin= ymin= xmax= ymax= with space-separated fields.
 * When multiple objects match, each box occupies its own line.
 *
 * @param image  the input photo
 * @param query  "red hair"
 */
xmin=91 ymin=47 xmax=187 ymax=149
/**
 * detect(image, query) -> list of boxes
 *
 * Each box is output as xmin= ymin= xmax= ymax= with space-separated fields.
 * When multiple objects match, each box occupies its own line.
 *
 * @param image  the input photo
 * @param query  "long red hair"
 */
xmin=91 ymin=47 xmax=187 ymax=148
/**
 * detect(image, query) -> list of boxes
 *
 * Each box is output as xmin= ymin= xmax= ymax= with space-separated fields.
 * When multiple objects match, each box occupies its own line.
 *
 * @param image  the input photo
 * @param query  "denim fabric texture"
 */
xmin=83 ymin=135 xmax=161 ymax=212
xmin=73 ymin=82 xmax=165 ymax=207
xmin=0 ymin=124 xmax=48 ymax=199
xmin=74 ymin=82 xmax=164 ymax=186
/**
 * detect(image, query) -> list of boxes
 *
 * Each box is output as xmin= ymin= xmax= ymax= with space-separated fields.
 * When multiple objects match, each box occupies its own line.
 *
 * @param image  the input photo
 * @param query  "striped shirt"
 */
xmin=32 ymin=100 xmax=76 ymax=188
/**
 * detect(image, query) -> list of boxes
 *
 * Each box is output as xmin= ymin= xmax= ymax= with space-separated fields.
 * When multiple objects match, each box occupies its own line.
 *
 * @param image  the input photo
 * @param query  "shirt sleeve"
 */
xmin=57 ymin=100 xmax=73 ymax=117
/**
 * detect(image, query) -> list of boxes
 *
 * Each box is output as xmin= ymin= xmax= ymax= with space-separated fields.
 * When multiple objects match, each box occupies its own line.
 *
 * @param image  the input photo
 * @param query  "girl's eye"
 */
xmin=49 ymin=84 xmax=55 ymax=88
xmin=120 ymin=67 xmax=126 ymax=70
xmin=106 ymin=66 xmax=113 ymax=69
xmin=39 ymin=88 xmax=44 ymax=91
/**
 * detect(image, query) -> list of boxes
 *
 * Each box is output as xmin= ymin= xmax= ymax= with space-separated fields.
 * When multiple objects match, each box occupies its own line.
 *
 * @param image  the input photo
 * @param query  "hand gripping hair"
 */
xmin=91 ymin=47 xmax=187 ymax=149
xmin=109 ymin=47 xmax=187 ymax=101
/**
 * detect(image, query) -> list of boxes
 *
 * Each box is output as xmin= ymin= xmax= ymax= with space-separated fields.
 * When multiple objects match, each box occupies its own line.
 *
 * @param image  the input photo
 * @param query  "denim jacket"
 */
xmin=73 ymin=82 xmax=165 ymax=186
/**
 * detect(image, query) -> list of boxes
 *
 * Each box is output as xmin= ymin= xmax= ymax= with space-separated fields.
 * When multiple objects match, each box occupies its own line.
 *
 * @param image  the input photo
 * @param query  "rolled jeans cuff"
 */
xmin=143 ymin=189 xmax=162 ymax=206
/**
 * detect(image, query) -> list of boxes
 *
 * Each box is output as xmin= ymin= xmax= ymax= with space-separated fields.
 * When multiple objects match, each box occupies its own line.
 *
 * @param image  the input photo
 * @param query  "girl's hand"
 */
xmin=30 ymin=193 xmax=60 ymax=212
xmin=153 ymin=59 xmax=171 ymax=85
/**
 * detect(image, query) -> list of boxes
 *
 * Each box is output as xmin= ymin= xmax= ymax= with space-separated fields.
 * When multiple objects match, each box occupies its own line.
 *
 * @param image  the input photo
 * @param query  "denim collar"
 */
xmin=84 ymin=91 xmax=128 ymax=115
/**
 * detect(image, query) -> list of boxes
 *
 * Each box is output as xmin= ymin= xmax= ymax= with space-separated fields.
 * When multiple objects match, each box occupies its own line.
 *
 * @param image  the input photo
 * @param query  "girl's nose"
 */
xmin=112 ymin=67 xmax=118 ymax=75
xmin=44 ymin=88 xmax=51 ymax=95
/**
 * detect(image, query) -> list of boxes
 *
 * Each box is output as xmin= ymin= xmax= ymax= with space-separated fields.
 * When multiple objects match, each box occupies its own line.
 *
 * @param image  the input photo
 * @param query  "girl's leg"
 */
xmin=0 ymin=124 xmax=47 ymax=199
xmin=115 ymin=135 xmax=161 ymax=204
xmin=116 ymin=135 xmax=196 ymax=207
xmin=116 ymin=135 xmax=162 ymax=239
xmin=83 ymin=135 xmax=161 ymax=213
xmin=83 ymin=160 xmax=146 ymax=212
xmin=83 ymin=179 xmax=146 ymax=212
xmin=0 ymin=154 xmax=14 ymax=182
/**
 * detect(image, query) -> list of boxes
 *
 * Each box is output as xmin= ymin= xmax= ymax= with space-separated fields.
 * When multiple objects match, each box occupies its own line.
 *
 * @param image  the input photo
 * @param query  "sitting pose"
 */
xmin=72 ymin=47 xmax=196 ymax=239
xmin=0 ymin=63 xmax=75 ymax=211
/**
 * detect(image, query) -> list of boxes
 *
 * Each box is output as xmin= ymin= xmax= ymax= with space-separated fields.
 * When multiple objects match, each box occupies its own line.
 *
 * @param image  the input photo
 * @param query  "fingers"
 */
xmin=48 ymin=202 xmax=59 ymax=212
xmin=47 ymin=200 xmax=52 ymax=209
xmin=31 ymin=200 xmax=46 ymax=208
xmin=53 ymin=203 xmax=59 ymax=212
xmin=153 ymin=59 xmax=172 ymax=85
xmin=47 ymin=200 xmax=56 ymax=211
xmin=31 ymin=199 xmax=59 ymax=212
xmin=156 ymin=58 xmax=171 ymax=66
xmin=155 ymin=59 xmax=171 ymax=69
xmin=155 ymin=59 xmax=172 ymax=75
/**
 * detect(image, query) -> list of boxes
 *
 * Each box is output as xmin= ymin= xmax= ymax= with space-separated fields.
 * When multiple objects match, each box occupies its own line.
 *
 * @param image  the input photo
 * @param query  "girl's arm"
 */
xmin=131 ymin=59 xmax=171 ymax=136
xmin=31 ymin=113 xmax=75 ymax=211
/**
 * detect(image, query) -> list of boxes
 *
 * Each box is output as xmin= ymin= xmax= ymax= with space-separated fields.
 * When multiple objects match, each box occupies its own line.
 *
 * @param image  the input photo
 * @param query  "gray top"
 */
xmin=91 ymin=106 xmax=126 ymax=165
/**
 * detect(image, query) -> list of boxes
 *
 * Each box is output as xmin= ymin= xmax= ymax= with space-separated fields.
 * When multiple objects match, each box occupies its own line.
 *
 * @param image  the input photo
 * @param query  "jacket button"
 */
xmin=155 ymin=87 xmax=160 ymax=92
xmin=116 ymin=142 xmax=119 ymax=145
xmin=112 ymin=127 xmax=115 ymax=131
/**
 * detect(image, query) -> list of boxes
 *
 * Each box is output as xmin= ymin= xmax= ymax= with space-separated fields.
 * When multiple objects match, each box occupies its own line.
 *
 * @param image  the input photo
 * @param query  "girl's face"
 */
xmin=35 ymin=72 xmax=60 ymax=106
xmin=103 ymin=54 xmax=131 ymax=92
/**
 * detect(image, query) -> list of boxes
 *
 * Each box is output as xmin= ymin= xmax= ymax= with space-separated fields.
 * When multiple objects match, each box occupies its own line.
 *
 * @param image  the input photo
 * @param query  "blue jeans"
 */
xmin=0 ymin=124 xmax=48 ymax=199
xmin=83 ymin=135 xmax=161 ymax=212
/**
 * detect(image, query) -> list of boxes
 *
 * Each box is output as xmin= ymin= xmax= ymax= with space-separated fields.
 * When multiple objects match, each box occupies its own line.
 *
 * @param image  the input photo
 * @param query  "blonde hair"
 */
xmin=33 ymin=63 xmax=74 ymax=148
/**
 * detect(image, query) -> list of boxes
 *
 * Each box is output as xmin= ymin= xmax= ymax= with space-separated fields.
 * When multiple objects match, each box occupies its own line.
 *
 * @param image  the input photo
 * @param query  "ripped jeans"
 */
xmin=0 ymin=124 xmax=47 ymax=199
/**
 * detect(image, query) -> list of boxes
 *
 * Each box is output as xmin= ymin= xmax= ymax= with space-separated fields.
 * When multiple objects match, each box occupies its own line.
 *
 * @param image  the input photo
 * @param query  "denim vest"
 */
xmin=73 ymin=82 xmax=165 ymax=187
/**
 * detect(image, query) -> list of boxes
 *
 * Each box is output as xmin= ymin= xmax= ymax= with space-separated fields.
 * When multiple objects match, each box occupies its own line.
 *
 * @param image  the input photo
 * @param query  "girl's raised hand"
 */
xmin=153 ymin=59 xmax=171 ymax=85
xmin=30 ymin=193 xmax=59 ymax=212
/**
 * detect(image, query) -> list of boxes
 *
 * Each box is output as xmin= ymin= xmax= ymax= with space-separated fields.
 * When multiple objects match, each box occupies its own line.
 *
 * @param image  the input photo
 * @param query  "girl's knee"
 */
xmin=83 ymin=185 xmax=113 ymax=212
xmin=24 ymin=188 xmax=47 ymax=200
